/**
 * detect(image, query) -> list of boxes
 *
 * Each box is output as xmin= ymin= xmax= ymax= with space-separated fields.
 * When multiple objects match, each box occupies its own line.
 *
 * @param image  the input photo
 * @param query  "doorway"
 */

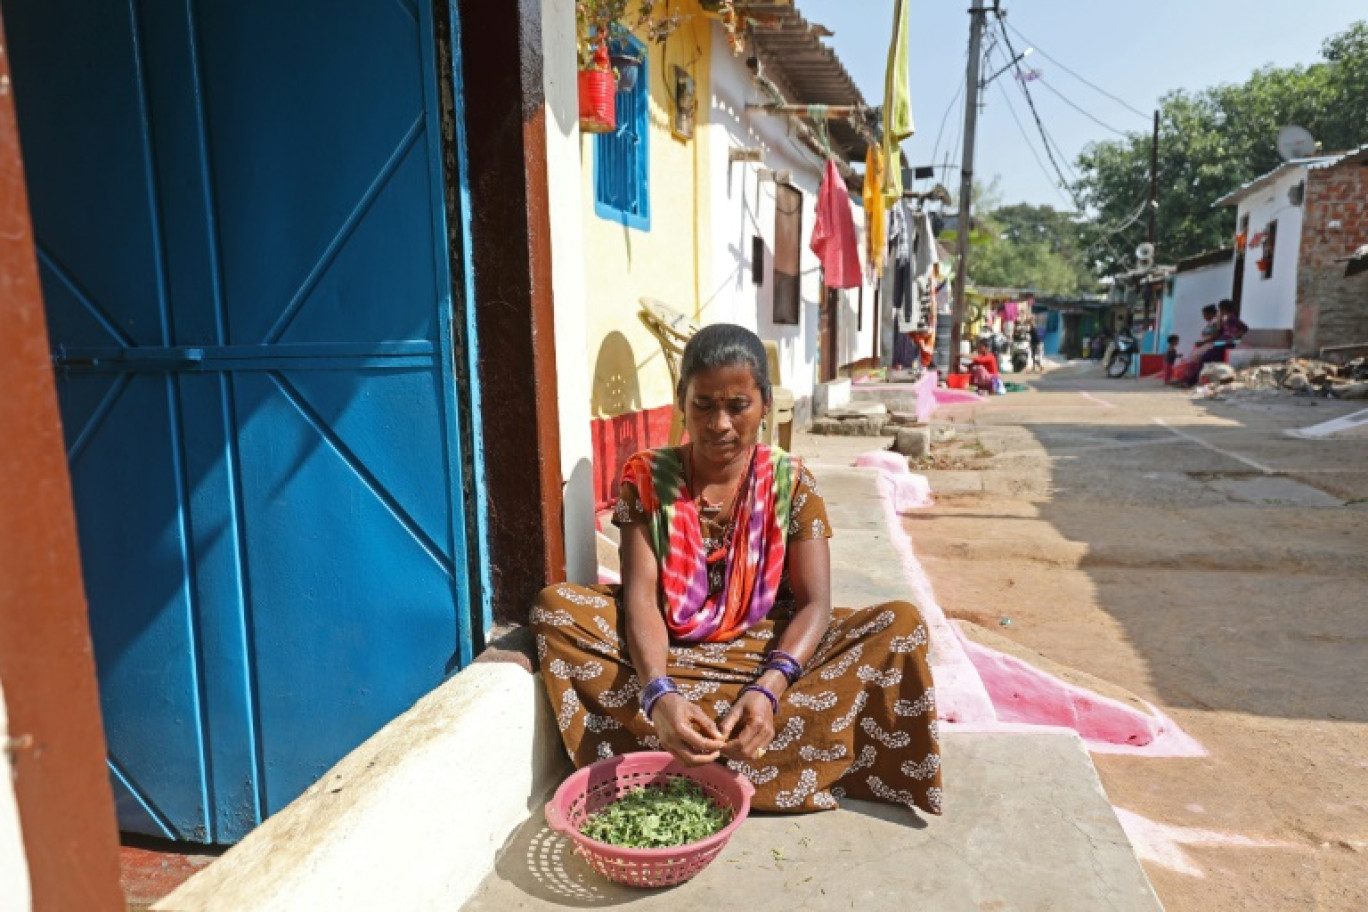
xmin=4 ymin=0 xmax=479 ymax=842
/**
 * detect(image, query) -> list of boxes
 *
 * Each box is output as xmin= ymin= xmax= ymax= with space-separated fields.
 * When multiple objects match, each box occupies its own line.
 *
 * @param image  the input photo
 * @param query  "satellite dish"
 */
xmin=1276 ymin=125 xmax=1317 ymax=161
xmin=1135 ymin=241 xmax=1155 ymax=263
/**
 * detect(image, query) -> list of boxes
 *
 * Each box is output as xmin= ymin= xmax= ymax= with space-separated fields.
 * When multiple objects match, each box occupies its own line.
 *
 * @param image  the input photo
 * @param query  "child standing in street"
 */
xmin=1163 ymin=334 xmax=1180 ymax=384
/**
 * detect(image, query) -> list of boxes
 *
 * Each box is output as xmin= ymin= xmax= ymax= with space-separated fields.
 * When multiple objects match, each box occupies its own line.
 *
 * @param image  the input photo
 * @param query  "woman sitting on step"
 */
xmin=532 ymin=324 xmax=942 ymax=815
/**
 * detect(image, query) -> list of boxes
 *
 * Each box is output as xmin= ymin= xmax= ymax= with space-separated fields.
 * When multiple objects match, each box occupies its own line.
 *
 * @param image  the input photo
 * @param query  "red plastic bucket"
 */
xmin=945 ymin=373 xmax=970 ymax=390
xmin=578 ymin=68 xmax=616 ymax=134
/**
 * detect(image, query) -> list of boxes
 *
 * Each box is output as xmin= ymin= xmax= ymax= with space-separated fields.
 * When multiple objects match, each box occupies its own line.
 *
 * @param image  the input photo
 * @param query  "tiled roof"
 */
xmin=745 ymin=2 xmax=873 ymax=163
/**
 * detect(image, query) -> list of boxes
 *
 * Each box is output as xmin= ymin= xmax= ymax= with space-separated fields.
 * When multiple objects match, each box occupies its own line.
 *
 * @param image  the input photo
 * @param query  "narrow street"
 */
xmin=900 ymin=366 xmax=1368 ymax=910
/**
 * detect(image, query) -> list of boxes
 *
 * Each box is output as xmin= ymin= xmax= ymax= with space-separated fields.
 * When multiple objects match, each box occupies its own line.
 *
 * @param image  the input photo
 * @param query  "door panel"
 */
xmin=71 ymin=374 xmax=207 ymax=839
xmin=198 ymin=2 xmax=429 ymax=347
xmin=277 ymin=364 xmax=455 ymax=555
xmin=274 ymin=144 xmax=442 ymax=349
xmin=5 ymin=0 xmax=474 ymax=842
xmin=6 ymin=4 xmax=166 ymax=351
xmin=233 ymin=370 xmax=460 ymax=809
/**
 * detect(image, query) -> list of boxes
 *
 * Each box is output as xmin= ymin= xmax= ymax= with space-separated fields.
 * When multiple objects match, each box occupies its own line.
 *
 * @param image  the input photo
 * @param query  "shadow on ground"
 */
xmin=912 ymin=369 xmax=1368 ymax=725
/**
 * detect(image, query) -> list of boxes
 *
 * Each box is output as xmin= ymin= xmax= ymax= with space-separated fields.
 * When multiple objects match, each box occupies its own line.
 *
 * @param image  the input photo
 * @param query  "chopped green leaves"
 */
xmin=579 ymin=778 xmax=732 ymax=849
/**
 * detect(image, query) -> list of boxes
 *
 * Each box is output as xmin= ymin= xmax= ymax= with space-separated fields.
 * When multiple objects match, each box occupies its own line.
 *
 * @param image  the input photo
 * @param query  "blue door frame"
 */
xmin=4 ymin=0 xmax=488 ymax=842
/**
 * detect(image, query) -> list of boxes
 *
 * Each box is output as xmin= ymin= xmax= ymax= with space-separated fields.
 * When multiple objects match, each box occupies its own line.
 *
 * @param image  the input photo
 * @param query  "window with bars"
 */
xmin=594 ymin=37 xmax=650 ymax=231
xmin=1260 ymin=220 xmax=1277 ymax=279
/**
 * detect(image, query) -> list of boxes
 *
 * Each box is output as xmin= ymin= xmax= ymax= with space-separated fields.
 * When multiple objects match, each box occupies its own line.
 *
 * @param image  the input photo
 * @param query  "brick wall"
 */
xmin=1295 ymin=158 xmax=1368 ymax=354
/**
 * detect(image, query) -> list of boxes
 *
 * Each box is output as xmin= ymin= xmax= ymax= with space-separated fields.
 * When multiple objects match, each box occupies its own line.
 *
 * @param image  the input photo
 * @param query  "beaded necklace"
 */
xmin=685 ymin=444 xmax=755 ymax=566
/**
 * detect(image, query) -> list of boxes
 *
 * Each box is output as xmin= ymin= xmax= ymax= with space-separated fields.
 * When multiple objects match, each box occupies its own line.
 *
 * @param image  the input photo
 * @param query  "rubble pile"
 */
xmin=1195 ymin=357 xmax=1368 ymax=400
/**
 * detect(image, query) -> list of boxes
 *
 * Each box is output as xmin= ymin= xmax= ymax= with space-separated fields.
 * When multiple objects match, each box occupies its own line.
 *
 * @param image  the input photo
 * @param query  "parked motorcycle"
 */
xmin=1104 ymin=327 xmax=1137 ymax=378
xmin=976 ymin=327 xmax=1009 ymax=372
xmin=1010 ymin=326 xmax=1032 ymax=374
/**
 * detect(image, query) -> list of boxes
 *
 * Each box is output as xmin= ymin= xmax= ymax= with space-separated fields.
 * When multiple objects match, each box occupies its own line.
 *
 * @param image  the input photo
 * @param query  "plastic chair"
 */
xmin=637 ymin=298 xmax=698 ymax=446
xmin=762 ymin=341 xmax=794 ymax=450
xmin=637 ymin=298 xmax=794 ymax=450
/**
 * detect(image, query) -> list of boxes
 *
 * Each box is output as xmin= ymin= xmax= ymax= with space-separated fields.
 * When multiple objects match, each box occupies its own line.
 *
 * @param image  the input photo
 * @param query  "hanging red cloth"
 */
xmin=809 ymin=159 xmax=861 ymax=289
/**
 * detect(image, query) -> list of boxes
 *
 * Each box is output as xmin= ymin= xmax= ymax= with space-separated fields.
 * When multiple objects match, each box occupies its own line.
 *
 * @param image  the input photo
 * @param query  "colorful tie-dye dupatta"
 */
xmin=621 ymin=445 xmax=798 ymax=643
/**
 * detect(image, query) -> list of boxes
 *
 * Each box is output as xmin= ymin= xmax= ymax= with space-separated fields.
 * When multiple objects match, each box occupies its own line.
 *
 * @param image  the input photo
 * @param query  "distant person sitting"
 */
xmin=1163 ymin=334 xmax=1181 ymax=384
xmin=1089 ymin=327 xmax=1113 ymax=361
xmin=1214 ymin=299 xmax=1249 ymax=353
xmin=1191 ymin=299 xmax=1250 ymax=376
xmin=967 ymin=340 xmax=1001 ymax=393
xmin=1029 ymin=321 xmax=1044 ymax=372
xmin=1171 ymin=304 xmax=1221 ymax=386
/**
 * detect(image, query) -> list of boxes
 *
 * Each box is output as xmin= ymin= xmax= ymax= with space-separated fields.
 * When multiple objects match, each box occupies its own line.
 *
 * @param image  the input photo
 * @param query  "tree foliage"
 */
xmin=970 ymin=203 xmax=1095 ymax=295
xmin=1073 ymin=20 xmax=1368 ymax=273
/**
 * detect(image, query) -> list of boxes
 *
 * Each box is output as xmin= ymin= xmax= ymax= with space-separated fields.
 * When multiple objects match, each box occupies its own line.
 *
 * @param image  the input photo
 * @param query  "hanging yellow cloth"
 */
xmin=863 ymin=145 xmax=887 ymax=273
xmin=881 ymin=0 xmax=915 ymax=205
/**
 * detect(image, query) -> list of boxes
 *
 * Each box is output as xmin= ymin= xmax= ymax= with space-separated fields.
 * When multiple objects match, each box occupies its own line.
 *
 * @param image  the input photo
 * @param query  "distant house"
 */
xmin=1105 ymin=263 xmax=1173 ymax=354
xmin=1031 ymin=294 xmax=1115 ymax=359
xmin=1214 ymin=145 xmax=1368 ymax=356
xmin=1159 ymin=248 xmax=1235 ymax=354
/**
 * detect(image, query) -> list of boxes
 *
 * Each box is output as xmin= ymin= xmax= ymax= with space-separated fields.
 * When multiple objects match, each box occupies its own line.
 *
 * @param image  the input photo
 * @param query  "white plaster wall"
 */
xmin=578 ymin=12 xmax=715 ymax=414
xmin=1234 ymin=167 xmax=1307 ymax=330
xmin=1169 ymin=260 xmax=1235 ymax=350
xmin=0 ymin=681 xmax=32 ymax=912
xmin=706 ymin=25 xmax=876 ymax=408
xmin=543 ymin=0 xmax=596 ymax=584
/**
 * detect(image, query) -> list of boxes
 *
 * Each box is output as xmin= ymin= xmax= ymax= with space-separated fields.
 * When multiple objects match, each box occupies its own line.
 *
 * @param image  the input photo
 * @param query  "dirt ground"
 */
xmin=894 ymin=365 xmax=1368 ymax=910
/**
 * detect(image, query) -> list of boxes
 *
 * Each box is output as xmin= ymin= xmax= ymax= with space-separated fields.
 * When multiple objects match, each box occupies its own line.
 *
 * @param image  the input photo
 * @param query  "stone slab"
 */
xmin=809 ymin=417 xmax=888 ymax=437
xmin=809 ymin=467 xmax=889 ymax=534
xmin=826 ymin=401 xmax=889 ymax=418
xmin=461 ymin=731 xmax=1161 ymax=912
xmin=850 ymin=387 xmax=920 ymax=415
xmin=1205 ymin=475 xmax=1343 ymax=507
xmin=813 ymin=380 xmax=852 ymax=417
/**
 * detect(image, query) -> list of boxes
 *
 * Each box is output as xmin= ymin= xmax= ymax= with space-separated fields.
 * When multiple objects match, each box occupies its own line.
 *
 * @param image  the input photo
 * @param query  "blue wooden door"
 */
xmin=4 ymin=0 xmax=477 ymax=842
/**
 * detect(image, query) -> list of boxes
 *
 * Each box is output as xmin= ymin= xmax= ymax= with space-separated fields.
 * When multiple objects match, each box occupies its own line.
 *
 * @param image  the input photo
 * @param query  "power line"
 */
xmin=984 ymin=45 xmax=1144 ymax=265
xmin=1001 ymin=18 xmax=1151 ymax=121
xmin=1033 ymin=77 xmax=1134 ymax=139
xmin=990 ymin=54 xmax=1078 ymax=210
xmin=992 ymin=19 xmax=1081 ymax=210
xmin=1021 ymin=82 xmax=1082 ymax=185
xmin=929 ymin=64 xmax=967 ymax=170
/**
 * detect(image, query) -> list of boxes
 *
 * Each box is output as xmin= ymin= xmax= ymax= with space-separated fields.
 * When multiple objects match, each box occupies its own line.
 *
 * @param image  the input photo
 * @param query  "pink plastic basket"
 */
xmin=543 ymin=751 xmax=755 ymax=888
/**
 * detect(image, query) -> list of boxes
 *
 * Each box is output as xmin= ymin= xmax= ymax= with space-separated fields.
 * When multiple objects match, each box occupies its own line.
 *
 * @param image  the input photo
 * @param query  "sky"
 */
xmin=799 ymin=0 xmax=1366 ymax=211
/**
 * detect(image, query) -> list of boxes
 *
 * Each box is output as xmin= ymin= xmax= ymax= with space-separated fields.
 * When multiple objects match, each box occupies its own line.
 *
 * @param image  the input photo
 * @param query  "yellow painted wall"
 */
xmin=583 ymin=5 xmax=712 ymax=419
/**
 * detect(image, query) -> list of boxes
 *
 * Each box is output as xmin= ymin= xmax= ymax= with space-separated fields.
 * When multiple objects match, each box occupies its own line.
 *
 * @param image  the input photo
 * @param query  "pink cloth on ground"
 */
xmin=855 ymin=451 xmax=934 ymax=511
xmin=809 ymin=159 xmax=862 ymax=289
xmin=913 ymin=370 xmax=939 ymax=424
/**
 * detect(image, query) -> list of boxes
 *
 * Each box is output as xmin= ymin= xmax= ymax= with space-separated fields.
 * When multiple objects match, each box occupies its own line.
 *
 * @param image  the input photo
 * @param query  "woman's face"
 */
xmin=682 ymin=363 xmax=767 ymax=469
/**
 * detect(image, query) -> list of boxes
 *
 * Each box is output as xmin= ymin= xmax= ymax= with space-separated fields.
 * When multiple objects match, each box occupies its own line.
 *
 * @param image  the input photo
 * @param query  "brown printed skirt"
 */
xmin=532 ymin=583 xmax=942 ymax=816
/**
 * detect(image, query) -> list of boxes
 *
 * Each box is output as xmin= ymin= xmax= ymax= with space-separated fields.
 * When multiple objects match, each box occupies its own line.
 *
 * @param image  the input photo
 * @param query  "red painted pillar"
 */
xmin=0 ymin=13 xmax=124 ymax=911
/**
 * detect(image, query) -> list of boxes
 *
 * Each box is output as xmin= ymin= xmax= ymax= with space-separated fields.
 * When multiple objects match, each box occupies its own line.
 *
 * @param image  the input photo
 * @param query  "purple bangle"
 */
xmin=641 ymin=676 xmax=680 ymax=721
xmin=761 ymin=649 xmax=803 ymax=684
xmin=740 ymin=684 xmax=779 ymax=715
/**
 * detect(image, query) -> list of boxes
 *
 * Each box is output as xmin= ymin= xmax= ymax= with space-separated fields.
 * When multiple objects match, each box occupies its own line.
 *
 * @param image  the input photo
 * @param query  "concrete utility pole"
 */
xmin=1148 ymin=109 xmax=1159 ymax=246
xmin=950 ymin=0 xmax=990 ymax=375
xmin=1146 ymin=109 xmax=1159 ymax=333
